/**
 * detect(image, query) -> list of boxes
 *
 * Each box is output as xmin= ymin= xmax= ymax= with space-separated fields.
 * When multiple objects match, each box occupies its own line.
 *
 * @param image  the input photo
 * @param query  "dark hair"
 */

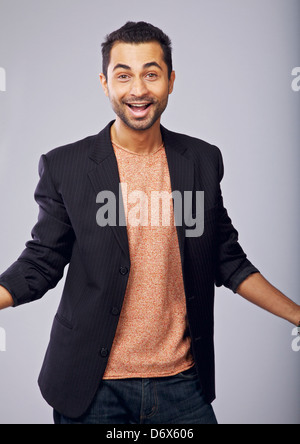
xmin=101 ymin=21 xmax=173 ymax=79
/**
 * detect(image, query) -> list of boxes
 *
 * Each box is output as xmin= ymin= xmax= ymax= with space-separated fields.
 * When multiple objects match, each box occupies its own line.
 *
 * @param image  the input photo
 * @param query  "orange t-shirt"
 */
xmin=102 ymin=141 xmax=194 ymax=379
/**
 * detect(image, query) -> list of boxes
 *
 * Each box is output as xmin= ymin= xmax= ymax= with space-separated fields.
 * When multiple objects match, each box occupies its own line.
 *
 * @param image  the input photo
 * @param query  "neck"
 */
xmin=111 ymin=118 xmax=163 ymax=154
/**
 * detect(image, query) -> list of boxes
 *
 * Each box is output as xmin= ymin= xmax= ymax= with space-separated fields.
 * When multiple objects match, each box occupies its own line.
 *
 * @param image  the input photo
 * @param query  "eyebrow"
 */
xmin=113 ymin=62 xmax=163 ymax=72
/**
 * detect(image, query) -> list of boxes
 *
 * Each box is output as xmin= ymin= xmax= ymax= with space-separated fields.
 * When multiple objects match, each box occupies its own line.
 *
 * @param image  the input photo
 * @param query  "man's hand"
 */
xmin=0 ymin=286 xmax=13 ymax=310
xmin=236 ymin=273 xmax=300 ymax=326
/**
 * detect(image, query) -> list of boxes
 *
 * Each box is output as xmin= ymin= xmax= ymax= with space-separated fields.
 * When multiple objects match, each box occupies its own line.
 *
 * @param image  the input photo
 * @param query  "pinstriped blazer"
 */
xmin=0 ymin=120 xmax=259 ymax=418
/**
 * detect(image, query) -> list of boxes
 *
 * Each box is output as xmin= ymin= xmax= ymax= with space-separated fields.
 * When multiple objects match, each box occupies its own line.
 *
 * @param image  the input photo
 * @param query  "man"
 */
xmin=0 ymin=21 xmax=299 ymax=425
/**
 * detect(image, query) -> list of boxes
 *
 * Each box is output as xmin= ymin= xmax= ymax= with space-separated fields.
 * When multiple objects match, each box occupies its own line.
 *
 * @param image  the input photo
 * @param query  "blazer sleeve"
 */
xmin=0 ymin=155 xmax=75 ymax=307
xmin=214 ymin=149 xmax=260 ymax=292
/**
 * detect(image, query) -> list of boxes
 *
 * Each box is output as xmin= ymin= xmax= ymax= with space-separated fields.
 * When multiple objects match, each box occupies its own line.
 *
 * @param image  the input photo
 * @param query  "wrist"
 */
xmin=295 ymin=306 xmax=300 ymax=330
xmin=0 ymin=285 xmax=14 ymax=310
xmin=288 ymin=304 xmax=300 ymax=327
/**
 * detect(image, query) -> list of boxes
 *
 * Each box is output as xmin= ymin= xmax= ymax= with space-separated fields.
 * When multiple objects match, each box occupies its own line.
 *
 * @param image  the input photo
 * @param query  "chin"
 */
xmin=124 ymin=114 xmax=161 ymax=132
xmin=128 ymin=121 xmax=156 ymax=131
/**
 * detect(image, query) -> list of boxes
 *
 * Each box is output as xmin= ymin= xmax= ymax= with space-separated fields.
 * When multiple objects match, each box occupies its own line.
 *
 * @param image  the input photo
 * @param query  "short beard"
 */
xmin=109 ymin=94 xmax=169 ymax=131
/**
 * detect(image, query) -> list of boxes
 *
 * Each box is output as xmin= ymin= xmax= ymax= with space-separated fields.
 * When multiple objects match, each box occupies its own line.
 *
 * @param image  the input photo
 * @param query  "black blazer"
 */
xmin=0 ymin=121 xmax=259 ymax=419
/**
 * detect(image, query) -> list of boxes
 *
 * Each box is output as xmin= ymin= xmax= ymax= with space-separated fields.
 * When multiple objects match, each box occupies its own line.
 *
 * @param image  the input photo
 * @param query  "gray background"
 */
xmin=0 ymin=0 xmax=299 ymax=424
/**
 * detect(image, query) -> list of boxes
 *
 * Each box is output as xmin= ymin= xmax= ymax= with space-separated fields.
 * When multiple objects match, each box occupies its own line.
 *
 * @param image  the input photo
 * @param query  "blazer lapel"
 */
xmin=161 ymin=126 xmax=195 ymax=266
xmin=87 ymin=121 xmax=195 ymax=266
xmin=88 ymin=121 xmax=130 ymax=260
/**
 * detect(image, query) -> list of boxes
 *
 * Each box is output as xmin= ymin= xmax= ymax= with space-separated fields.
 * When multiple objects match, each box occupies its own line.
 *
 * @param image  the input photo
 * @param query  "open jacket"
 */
xmin=0 ymin=121 xmax=259 ymax=418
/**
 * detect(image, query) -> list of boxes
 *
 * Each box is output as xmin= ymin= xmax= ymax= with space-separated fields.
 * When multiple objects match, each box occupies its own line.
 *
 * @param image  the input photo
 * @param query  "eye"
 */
xmin=146 ymin=72 xmax=158 ymax=79
xmin=117 ymin=74 xmax=130 ymax=81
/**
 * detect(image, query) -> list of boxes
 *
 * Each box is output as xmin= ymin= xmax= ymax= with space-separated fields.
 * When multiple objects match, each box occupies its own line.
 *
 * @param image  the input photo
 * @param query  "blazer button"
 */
xmin=195 ymin=337 xmax=202 ymax=342
xmin=119 ymin=266 xmax=128 ymax=276
xmin=100 ymin=347 xmax=109 ymax=358
xmin=111 ymin=307 xmax=120 ymax=316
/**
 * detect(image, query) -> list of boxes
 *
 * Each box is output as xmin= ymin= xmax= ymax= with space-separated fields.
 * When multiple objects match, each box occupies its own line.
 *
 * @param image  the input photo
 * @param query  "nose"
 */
xmin=129 ymin=77 xmax=148 ymax=97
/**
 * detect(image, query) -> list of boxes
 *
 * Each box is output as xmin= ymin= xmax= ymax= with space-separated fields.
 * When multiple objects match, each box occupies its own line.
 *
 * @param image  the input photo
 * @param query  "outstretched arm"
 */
xmin=236 ymin=273 xmax=300 ymax=326
xmin=0 ymin=286 xmax=13 ymax=310
xmin=0 ymin=155 xmax=75 ymax=307
xmin=215 ymin=149 xmax=300 ymax=327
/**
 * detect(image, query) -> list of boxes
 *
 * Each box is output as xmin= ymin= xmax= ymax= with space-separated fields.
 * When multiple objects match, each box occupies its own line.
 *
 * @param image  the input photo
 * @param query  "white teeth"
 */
xmin=128 ymin=104 xmax=150 ymax=107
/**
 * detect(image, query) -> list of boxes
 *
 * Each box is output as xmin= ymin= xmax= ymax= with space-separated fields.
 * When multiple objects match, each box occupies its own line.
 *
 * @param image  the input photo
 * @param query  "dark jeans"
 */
xmin=54 ymin=366 xmax=218 ymax=424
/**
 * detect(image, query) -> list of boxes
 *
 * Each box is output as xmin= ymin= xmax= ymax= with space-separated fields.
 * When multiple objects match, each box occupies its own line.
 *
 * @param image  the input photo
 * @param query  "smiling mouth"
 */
xmin=126 ymin=103 xmax=153 ymax=112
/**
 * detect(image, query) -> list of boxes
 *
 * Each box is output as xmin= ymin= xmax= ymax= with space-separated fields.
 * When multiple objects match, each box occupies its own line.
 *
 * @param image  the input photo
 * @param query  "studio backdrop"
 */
xmin=0 ymin=0 xmax=299 ymax=424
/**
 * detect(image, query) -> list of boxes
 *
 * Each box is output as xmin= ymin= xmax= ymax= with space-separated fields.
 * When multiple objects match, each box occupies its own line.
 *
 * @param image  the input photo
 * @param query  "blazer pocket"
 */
xmin=54 ymin=313 xmax=73 ymax=330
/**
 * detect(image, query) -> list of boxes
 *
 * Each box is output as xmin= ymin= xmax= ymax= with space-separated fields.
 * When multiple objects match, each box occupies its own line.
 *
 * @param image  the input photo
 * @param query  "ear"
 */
xmin=99 ymin=73 xmax=109 ymax=97
xmin=168 ymin=71 xmax=176 ymax=95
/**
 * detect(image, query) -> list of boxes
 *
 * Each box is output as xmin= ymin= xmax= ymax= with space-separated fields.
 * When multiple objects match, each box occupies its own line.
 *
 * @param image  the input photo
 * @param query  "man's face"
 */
xmin=100 ymin=41 xmax=175 ymax=131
